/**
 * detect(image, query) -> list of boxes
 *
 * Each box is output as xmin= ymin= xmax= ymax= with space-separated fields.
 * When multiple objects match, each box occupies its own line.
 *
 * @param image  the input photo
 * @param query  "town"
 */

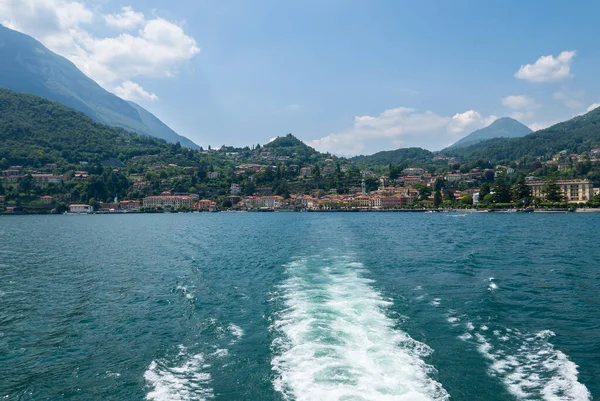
xmin=2 ymin=144 xmax=599 ymax=214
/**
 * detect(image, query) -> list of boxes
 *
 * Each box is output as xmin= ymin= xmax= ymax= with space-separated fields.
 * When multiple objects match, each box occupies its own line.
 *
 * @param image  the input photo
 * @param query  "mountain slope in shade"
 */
xmin=447 ymin=117 xmax=532 ymax=149
xmin=0 ymin=24 xmax=199 ymax=149
xmin=127 ymin=101 xmax=198 ymax=149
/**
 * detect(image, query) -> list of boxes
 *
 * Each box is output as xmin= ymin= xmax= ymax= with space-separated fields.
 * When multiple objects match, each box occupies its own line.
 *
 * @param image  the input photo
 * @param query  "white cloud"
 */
xmin=309 ymin=107 xmax=496 ymax=155
xmin=553 ymin=87 xmax=585 ymax=109
xmin=501 ymin=95 xmax=540 ymax=121
xmin=515 ymin=51 xmax=576 ymax=83
xmin=586 ymin=103 xmax=600 ymax=112
xmin=0 ymin=0 xmax=200 ymax=98
xmin=501 ymin=95 xmax=539 ymax=110
xmin=105 ymin=6 xmax=144 ymax=30
xmin=114 ymin=80 xmax=158 ymax=101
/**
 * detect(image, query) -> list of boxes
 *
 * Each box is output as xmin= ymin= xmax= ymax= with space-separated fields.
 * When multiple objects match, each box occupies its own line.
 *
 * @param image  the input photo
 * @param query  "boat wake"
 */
xmin=459 ymin=323 xmax=590 ymax=400
xmin=144 ymin=345 xmax=213 ymax=401
xmin=270 ymin=254 xmax=449 ymax=401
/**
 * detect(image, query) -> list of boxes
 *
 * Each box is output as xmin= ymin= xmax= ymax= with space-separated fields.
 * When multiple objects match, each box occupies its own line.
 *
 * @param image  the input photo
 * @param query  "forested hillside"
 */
xmin=444 ymin=108 xmax=600 ymax=163
xmin=0 ymin=89 xmax=172 ymax=168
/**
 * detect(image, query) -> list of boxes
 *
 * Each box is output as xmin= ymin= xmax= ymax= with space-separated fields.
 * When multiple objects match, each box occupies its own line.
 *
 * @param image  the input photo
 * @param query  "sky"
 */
xmin=1 ymin=0 xmax=600 ymax=155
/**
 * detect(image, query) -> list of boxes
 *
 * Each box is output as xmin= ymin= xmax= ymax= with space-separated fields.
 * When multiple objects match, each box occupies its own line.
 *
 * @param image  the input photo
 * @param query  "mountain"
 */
xmin=447 ymin=117 xmax=532 ymax=149
xmin=126 ymin=101 xmax=198 ymax=149
xmin=0 ymin=24 xmax=199 ymax=149
xmin=350 ymin=147 xmax=434 ymax=167
xmin=444 ymin=108 xmax=600 ymax=163
xmin=0 ymin=88 xmax=171 ymax=167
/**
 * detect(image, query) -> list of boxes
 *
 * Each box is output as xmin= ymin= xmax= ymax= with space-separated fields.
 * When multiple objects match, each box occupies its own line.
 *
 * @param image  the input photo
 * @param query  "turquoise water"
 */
xmin=0 ymin=213 xmax=598 ymax=400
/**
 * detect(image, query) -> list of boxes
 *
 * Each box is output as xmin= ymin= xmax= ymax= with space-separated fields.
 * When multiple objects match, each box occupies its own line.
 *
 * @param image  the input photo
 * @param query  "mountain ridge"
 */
xmin=446 ymin=117 xmax=532 ymax=150
xmin=0 ymin=24 xmax=199 ymax=149
xmin=442 ymin=108 xmax=600 ymax=162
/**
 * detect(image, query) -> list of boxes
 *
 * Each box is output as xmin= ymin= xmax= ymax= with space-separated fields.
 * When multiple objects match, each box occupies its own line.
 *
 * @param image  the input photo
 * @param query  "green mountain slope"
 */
xmin=350 ymin=147 xmax=434 ymax=168
xmin=444 ymin=108 xmax=600 ymax=162
xmin=0 ymin=24 xmax=199 ymax=148
xmin=0 ymin=88 xmax=171 ymax=167
xmin=447 ymin=117 xmax=532 ymax=149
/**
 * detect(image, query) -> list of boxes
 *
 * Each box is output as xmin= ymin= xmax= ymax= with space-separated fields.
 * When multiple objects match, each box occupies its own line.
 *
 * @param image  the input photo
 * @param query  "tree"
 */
xmin=18 ymin=174 xmax=33 ymax=193
xmin=479 ymin=182 xmax=490 ymax=199
xmin=313 ymin=165 xmax=321 ymax=179
xmin=433 ymin=191 xmax=442 ymax=207
xmin=243 ymin=181 xmax=255 ymax=196
xmin=482 ymin=170 xmax=495 ymax=182
xmin=412 ymin=182 xmax=431 ymax=200
xmin=459 ymin=193 xmax=473 ymax=206
xmin=493 ymin=178 xmax=511 ymax=203
xmin=512 ymin=179 xmax=531 ymax=202
xmin=543 ymin=179 xmax=563 ymax=202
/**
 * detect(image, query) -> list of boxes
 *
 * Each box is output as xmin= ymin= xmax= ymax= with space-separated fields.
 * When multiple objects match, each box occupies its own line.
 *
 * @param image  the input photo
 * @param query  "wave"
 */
xmin=144 ymin=345 xmax=213 ymax=401
xmin=462 ymin=324 xmax=590 ymax=400
xmin=271 ymin=255 xmax=449 ymax=401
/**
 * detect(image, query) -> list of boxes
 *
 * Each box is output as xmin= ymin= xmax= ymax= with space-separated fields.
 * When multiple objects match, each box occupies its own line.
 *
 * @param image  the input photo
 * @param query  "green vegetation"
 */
xmin=351 ymin=147 xmax=435 ymax=169
xmin=0 ymin=90 xmax=364 ymax=212
xmin=0 ymin=89 xmax=171 ymax=167
xmin=0 ymin=24 xmax=199 ymax=148
xmin=443 ymin=108 xmax=600 ymax=163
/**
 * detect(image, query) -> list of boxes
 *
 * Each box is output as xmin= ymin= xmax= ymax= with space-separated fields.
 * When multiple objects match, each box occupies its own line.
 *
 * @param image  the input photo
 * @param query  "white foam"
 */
xmin=212 ymin=349 xmax=229 ymax=358
xmin=176 ymin=285 xmax=195 ymax=301
xmin=228 ymin=324 xmax=244 ymax=342
xmin=467 ymin=328 xmax=590 ymax=400
xmin=144 ymin=348 xmax=213 ymax=401
xmin=430 ymin=298 xmax=441 ymax=307
xmin=271 ymin=256 xmax=449 ymax=401
xmin=447 ymin=317 xmax=460 ymax=323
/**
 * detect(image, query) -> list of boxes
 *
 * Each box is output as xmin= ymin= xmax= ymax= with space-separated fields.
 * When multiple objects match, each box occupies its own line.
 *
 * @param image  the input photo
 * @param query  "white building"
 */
xmin=69 ymin=204 xmax=93 ymax=213
xmin=143 ymin=196 xmax=194 ymax=210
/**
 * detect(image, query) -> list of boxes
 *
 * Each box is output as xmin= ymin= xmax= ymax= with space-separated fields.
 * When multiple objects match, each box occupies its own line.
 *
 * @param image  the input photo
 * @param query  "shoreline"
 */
xmin=3 ymin=208 xmax=600 ymax=216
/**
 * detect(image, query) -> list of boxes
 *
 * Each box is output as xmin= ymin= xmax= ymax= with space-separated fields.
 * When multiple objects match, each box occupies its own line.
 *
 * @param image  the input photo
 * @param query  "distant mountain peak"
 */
xmin=447 ymin=117 xmax=532 ymax=150
xmin=0 ymin=25 xmax=199 ymax=149
xmin=265 ymin=133 xmax=307 ymax=148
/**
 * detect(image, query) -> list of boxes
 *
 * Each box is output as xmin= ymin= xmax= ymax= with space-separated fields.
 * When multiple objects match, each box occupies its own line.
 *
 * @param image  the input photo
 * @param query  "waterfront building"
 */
xmin=526 ymin=179 xmax=593 ymax=203
xmin=196 ymin=199 xmax=217 ymax=211
xmin=68 ymin=204 xmax=93 ymax=213
xmin=143 ymin=196 xmax=194 ymax=210
xmin=120 ymin=200 xmax=140 ymax=210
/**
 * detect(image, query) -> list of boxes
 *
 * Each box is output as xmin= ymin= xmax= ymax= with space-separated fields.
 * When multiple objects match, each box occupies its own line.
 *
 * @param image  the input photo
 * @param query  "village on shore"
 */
xmin=2 ymin=155 xmax=599 ymax=214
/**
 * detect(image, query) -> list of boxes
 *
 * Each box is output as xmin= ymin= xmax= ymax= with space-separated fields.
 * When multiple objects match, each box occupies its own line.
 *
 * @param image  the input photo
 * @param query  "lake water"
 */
xmin=0 ymin=213 xmax=598 ymax=400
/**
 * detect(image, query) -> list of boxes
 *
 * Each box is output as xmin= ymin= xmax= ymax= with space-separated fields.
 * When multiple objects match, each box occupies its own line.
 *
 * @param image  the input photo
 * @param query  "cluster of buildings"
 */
xmin=2 ymin=165 xmax=91 ymax=185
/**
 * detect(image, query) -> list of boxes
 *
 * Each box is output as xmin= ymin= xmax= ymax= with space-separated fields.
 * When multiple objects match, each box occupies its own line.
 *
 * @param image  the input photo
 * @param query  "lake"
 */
xmin=0 ymin=213 xmax=597 ymax=400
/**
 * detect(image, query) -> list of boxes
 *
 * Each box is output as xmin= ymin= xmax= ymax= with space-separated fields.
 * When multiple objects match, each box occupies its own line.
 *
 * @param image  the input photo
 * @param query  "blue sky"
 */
xmin=2 ymin=0 xmax=600 ymax=154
